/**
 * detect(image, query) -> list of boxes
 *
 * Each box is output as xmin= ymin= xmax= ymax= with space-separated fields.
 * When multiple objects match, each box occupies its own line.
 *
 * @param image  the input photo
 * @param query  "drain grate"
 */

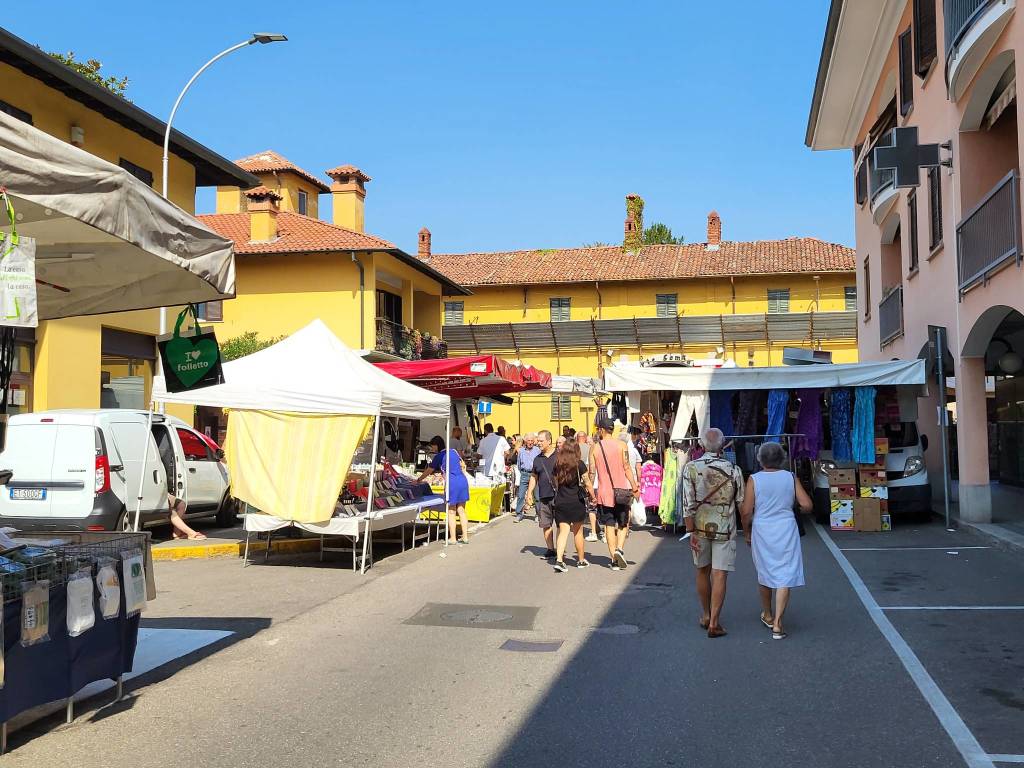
xmin=404 ymin=602 xmax=539 ymax=631
xmin=500 ymin=639 xmax=563 ymax=653
xmin=592 ymin=624 xmax=640 ymax=635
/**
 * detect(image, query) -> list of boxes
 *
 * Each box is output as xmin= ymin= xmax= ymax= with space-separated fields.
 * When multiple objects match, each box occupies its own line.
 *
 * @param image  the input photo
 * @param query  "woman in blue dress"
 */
xmin=418 ymin=436 xmax=471 ymax=544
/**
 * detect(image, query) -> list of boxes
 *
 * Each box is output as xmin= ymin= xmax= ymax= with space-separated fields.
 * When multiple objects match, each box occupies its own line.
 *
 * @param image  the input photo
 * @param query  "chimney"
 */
xmin=325 ymin=165 xmax=371 ymax=232
xmin=418 ymin=227 xmax=432 ymax=258
xmin=244 ymin=186 xmax=282 ymax=242
xmin=623 ymin=193 xmax=644 ymax=251
xmin=706 ymin=210 xmax=722 ymax=250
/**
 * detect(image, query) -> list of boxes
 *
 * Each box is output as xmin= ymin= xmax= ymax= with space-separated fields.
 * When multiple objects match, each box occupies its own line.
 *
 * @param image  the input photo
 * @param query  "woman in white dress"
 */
xmin=740 ymin=442 xmax=813 ymax=640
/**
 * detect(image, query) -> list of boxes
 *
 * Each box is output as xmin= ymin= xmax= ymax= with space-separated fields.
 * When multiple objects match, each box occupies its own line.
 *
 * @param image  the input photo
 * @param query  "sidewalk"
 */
xmin=949 ymin=482 xmax=1024 ymax=553
xmin=150 ymin=525 xmax=319 ymax=561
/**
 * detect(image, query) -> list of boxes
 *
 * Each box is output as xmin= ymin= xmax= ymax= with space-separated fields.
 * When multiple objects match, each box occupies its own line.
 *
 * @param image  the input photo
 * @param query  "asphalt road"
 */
xmin=6 ymin=514 xmax=1022 ymax=767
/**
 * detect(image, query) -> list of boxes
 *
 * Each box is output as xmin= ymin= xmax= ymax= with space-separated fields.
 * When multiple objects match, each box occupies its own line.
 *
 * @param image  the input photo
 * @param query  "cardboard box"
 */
xmin=859 ymin=459 xmax=886 ymax=471
xmin=854 ymin=498 xmax=882 ymax=531
xmin=829 ymin=484 xmax=857 ymax=500
xmin=859 ymin=485 xmax=889 ymax=499
xmin=830 ymin=499 xmax=854 ymax=530
xmin=874 ymin=437 xmax=890 ymax=455
xmin=827 ymin=468 xmax=857 ymax=486
xmin=880 ymin=513 xmax=892 ymax=532
xmin=859 ymin=469 xmax=888 ymax=486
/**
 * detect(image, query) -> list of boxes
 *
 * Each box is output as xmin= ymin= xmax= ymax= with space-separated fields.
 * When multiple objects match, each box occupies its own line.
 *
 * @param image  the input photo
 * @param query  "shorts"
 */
xmin=598 ymin=503 xmax=629 ymax=529
xmin=691 ymin=534 xmax=737 ymax=572
xmin=537 ymin=499 xmax=554 ymax=529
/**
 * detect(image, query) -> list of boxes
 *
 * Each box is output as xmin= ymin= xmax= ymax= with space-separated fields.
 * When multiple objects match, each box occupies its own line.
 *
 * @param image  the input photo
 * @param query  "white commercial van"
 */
xmin=0 ymin=410 xmax=234 ymax=532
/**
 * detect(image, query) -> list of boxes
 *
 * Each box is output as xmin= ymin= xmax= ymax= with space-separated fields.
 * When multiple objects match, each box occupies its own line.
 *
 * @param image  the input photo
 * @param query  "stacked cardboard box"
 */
xmin=829 ymin=438 xmax=892 ymax=532
xmin=828 ymin=468 xmax=856 ymax=530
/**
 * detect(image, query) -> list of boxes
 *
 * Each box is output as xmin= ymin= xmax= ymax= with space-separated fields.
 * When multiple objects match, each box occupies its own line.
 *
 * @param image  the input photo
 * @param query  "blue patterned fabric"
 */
xmin=709 ymin=390 xmax=735 ymax=436
xmin=830 ymin=388 xmax=853 ymax=462
xmin=765 ymin=389 xmax=789 ymax=443
xmin=794 ymin=389 xmax=823 ymax=459
xmin=852 ymin=386 xmax=877 ymax=464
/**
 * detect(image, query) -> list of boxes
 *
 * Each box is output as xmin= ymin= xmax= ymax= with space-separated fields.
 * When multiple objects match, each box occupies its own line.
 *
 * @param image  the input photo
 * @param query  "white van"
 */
xmin=0 ymin=410 xmax=234 ymax=532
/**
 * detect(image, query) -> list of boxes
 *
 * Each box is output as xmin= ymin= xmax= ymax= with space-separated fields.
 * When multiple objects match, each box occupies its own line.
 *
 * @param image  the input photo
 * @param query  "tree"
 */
xmin=48 ymin=50 xmax=129 ymax=98
xmin=582 ymin=241 xmax=612 ymax=248
xmin=643 ymin=222 xmax=685 ymax=245
xmin=220 ymin=331 xmax=283 ymax=362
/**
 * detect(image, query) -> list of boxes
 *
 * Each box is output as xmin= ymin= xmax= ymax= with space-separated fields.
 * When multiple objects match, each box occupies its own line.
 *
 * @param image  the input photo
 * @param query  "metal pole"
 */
xmin=360 ymin=414 xmax=382 ymax=574
xmin=133 ymin=403 xmax=156 ymax=532
xmin=445 ymin=416 xmax=452 ymax=547
xmin=936 ymin=326 xmax=954 ymax=531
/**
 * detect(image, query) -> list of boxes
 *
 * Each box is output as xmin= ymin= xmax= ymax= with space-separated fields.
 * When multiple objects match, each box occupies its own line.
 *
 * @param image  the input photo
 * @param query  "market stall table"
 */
xmin=427 ymin=483 xmax=504 ymax=523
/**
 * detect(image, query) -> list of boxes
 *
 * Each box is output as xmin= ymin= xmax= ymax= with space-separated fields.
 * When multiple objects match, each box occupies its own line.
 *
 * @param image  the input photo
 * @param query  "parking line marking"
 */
xmin=839 ymin=546 xmax=990 ymax=551
xmin=989 ymin=756 xmax=1024 ymax=764
xmin=814 ymin=524 xmax=994 ymax=768
xmin=881 ymin=606 xmax=1024 ymax=611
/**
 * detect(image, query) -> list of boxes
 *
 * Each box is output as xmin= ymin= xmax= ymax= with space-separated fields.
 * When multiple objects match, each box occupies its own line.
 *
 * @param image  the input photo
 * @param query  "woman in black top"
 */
xmin=552 ymin=444 xmax=596 ymax=572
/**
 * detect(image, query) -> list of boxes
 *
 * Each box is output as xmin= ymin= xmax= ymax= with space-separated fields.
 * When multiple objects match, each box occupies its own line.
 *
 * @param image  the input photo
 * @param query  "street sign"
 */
xmin=872 ymin=127 xmax=941 ymax=188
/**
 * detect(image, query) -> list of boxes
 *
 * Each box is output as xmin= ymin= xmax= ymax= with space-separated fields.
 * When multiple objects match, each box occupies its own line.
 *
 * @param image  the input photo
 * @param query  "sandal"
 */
xmin=772 ymin=628 xmax=787 ymax=640
xmin=699 ymin=617 xmax=710 ymax=630
xmin=707 ymin=625 xmax=728 ymax=639
xmin=760 ymin=613 xmax=774 ymax=629
xmin=188 ymin=532 xmax=207 ymax=540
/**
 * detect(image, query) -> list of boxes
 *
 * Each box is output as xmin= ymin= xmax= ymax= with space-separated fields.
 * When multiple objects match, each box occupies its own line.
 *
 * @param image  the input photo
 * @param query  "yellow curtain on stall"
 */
xmin=225 ymin=410 xmax=372 ymax=524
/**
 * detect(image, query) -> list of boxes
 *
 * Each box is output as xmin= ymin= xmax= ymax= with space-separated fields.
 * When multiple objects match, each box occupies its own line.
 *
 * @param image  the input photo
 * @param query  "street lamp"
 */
xmin=159 ymin=32 xmax=287 ymax=332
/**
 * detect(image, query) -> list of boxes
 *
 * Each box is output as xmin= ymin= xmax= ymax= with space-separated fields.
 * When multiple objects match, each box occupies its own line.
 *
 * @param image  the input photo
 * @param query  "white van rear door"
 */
xmin=48 ymin=424 xmax=95 ymax=519
xmin=0 ymin=423 xmax=57 ymax=517
xmin=109 ymin=420 xmax=166 ymax=513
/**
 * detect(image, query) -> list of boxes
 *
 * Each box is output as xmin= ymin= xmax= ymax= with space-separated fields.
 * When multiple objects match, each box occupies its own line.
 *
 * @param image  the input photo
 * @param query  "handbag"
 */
xmin=598 ymin=441 xmax=634 ymax=507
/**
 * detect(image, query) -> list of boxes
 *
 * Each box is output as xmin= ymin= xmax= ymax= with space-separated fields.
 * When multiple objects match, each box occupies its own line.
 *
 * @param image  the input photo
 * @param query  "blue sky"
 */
xmin=5 ymin=1 xmax=853 ymax=254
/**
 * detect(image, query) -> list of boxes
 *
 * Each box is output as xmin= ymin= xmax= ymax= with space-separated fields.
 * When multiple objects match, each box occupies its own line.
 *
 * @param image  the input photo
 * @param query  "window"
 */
xmin=912 ymin=0 xmax=937 ymax=77
xmin=119 ymin=158 xmax=154 ymax=187
xmin=550 ymin=394 xmax=571 ymax=421
xmin=898 ymin=29 xmax=914 ymax=116
xmin=854 ymin=143 xmax=867 ymax=206
xmin=376 ymin=290 xmax=403 ymax=325
xmin=176 ymin=428 xmax=215 ymax=462
xmin=927 ymin=166 xmax=943 ymax=249
xmin=655 ymin=293 xmax=678 ymax=318
xmin=549 ymin=297 xmax=571 ymax=322
xmin=844 ymin=286 xmax=857 ymax=311
xmin=908 ymin=189 xmax=920 ymax=272
xmin=767 ymin=289 xmax=790 ymax=313
xmin=863 ymin=257 xmax=872 ymax=319
xmin=297 ymin=189 xmax=308 ymax=215
xmin=0 ymin=100 xmax=32 ymax=125
xmin=444 ymin=301 xmax=464 ymax=326
xmin=196 ymin=301 xmax=223 ymax=322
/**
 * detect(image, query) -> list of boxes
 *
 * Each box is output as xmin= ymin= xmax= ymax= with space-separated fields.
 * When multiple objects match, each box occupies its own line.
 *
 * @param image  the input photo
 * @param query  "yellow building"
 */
xmin=422 ymin=201 xmax=858 ymax=435
xmin=0 ymin=26 xmax=256 ymax=421
xmin=200 ymin=150 xmax=467 ymax=361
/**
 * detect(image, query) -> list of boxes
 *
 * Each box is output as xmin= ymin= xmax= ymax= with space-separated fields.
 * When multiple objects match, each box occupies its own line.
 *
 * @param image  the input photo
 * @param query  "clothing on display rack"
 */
xmin=640 ymin=460 xmax=663 ymax=507
xmin=852 ymin=386 xmax=877 ymax=464
xmin=765 ymin=389 xmax=789 ymax=443
xmin=793 ymin=388 xmax=824 ymax=460
xmin=670 ymin=390 xmax=709 ymax=442
xmin=709 ymin=390 xmax=735 ymax=436
xmin=658 ymin=448 xmax=680 ymax=524
xmin=830 ymin=388 xmax=853 ymax=462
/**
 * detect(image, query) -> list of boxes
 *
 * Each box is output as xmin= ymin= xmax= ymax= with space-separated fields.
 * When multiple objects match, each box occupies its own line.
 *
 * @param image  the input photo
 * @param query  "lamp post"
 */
xmin=159 ymin=32 xmax=287 ymax=334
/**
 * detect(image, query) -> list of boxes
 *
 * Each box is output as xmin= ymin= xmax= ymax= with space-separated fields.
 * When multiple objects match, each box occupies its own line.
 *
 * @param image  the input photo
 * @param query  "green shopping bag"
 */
xmin=158 ymin=304 xmax=224 ymax=392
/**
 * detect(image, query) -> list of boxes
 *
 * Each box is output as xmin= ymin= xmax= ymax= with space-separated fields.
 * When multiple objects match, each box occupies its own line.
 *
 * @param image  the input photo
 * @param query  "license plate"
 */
xmin=10 ymin=488 xmax=46 ymax=501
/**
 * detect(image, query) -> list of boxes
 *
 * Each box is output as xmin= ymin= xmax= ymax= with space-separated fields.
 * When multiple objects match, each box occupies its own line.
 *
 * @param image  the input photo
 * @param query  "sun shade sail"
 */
xmin=375 ymin=355 xmax=552 ymax=398
xmin=0 ymin=110 xmax=235 ymax=319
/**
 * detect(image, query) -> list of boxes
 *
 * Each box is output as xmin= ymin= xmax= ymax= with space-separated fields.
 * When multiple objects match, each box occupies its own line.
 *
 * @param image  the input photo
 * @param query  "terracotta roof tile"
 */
xmin=198 ymin=211 xmax=394 ymax=254
xmin=325 ymin=164 xmax=371 ymax=182
xmin=421 ymin=238 xmax=855 ymax=286
xmin=235 ymin=150 xmax=331 ymax=192
xmin=243 ymin=185 xmax=282 ymax=200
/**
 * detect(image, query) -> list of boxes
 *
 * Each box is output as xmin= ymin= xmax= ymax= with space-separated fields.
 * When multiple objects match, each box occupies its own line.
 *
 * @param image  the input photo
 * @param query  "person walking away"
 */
xmin=418 ymin=436 xmax=471 ymax=544
xmin=477 ymin=423 xmax=510 ymax=481
xmin=589 ymin=417 xmax=638 ymax=570
xmin=450 ymin=425 xmax=470 ymax=457
xmin=683 ymin=428 xmax=744 ymax=638
xmin=526 ymin=430 xmax=558 ymax=557
xmin=551 ymin=443 xmax=595 ymax=572
xmin=514 ymin=433 xmax=540 ymax=522
xmin=575 ymin=432 xmax=591 ymax=464
xmin=740 ymin=441 xmax=812 ymax=640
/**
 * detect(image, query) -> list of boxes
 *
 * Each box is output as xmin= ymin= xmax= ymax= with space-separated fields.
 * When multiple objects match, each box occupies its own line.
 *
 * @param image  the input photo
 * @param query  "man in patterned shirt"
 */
xmin=683 ymin=427 xmax=745 ymax=638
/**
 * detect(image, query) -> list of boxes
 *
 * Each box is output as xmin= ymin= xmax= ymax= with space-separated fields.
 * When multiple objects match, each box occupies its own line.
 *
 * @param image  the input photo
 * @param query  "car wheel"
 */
xmin=116 ymin=508 xmax=131 ymax=532
xmin=215 ymin=494 xmax=238 ymax=527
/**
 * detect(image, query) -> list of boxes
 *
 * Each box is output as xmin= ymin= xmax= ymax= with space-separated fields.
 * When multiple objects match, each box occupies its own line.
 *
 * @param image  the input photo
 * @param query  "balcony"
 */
xmin=375 ymin=317 xmax=447 ymax=361
xmin=957 ymin=171 xmax=1022 ymax=295
xmin=945 ymin=0 xmax=1016 ymax=101
xmin=879 ymin=285 xmax=904 ymax=347
xmin=868 ymin=134 xmax=898 ymax=223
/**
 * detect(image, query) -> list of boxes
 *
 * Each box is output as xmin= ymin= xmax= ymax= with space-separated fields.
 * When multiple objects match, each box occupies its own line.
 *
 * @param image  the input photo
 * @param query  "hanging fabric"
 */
xmin=852 ymin=386 xmax=877 ymax=464
xmin=734 ymin=390 xmax=762 ymax=436
xmin=709 ymin=390 xmax=735 ymax=436
xmin=670 ymin=390 xmax=709 ymax=442
xmin=658 ymin=448 xmax=679 ymax=524
xmin=765 ymin=389 xmax=789 ymax=443
xmin=831 ymin=388 xmax=854 ymax=462
xmin=793 ymin=388 xmax=824 ymax=459
xmin=640 ymin=460 xmax=663 ymax=507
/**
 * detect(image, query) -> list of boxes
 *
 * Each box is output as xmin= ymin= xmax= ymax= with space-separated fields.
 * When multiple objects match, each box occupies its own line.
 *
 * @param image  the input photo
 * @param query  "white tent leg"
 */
xmin=132 ymin=403 xmax=156 ymax=532
xmin=360 ymin=414 xmax=382 ymax=574
xmin=445 ymin=416 xmax=451 ymax=548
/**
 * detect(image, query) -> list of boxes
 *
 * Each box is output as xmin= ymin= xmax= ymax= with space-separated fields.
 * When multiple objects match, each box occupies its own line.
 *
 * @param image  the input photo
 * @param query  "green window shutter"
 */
xmin=844 ymin=286 xmax=857 ymax=312
xmin=767 ymin=289 xmax=790 ymax=313
xmin=656 ymin=293 xmax=678 ymax=318
xmin=444 ymin=301 xmax=464 ymax=325
xmin=550 ymin=297 xmax=570 ymax=322
xmin=550 ymin=394 xmax=571 ymax=420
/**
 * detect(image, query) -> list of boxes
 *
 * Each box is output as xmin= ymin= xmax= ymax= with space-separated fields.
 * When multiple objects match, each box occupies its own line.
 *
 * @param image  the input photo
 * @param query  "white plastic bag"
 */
xmin=630 ymin=498 xmax=647 ymax=528
xmin=95 ymin=557 xmax=121 ymax=619
xmin=66 ymin=567 xmax=96 ymax=637
xmin=121 ymin=549 xmax=147 ymax=617
xmin=20 ymin=580 xmax=50 ymax=646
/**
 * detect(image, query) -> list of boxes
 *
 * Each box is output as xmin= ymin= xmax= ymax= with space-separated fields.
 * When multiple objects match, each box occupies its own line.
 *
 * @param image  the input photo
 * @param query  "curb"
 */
xmin=151 ymin=537 xmax=320 ymax=561
xmin=958 ymin=520 xmax=1024 ymax=554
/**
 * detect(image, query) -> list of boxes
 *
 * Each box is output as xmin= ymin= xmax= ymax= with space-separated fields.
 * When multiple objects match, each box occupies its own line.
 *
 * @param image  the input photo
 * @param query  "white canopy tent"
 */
xmin=0 ymin=111 xmax=235 ymax=317
xmin=153 ymin=320 xmax=451 ymax=572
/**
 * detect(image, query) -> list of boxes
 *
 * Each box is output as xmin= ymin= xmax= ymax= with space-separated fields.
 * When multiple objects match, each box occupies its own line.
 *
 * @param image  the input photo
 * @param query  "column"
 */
xmin=954 ymin=356 xmax=992 ymax=522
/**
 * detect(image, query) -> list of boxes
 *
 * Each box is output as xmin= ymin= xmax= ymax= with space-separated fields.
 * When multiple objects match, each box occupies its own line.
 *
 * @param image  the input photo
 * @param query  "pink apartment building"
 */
xmin=807 ymin=0 xmax=1024 ymax=522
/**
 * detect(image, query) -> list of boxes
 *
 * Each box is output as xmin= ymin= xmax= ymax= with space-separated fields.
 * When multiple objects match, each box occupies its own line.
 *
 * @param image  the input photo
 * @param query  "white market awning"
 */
xmin=0 ymin=110 xmax=235 ymax=319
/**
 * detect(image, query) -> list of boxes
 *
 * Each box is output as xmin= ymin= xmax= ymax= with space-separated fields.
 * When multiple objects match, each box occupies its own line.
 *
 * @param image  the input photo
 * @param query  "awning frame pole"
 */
xmin=133 ymin=402 xmax=156 ymax=532
xmin=360 ymin=413 xmax=382 ymax=574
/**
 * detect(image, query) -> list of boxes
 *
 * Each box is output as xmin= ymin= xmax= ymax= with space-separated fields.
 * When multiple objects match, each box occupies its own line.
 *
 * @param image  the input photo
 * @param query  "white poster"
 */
xmin=0 ymin=233 xmax=37 ymax=328
xmin=66 ymin=568 xmax=96 ymax=637
xmin=121 ymin=548 xmax=147 ymax=617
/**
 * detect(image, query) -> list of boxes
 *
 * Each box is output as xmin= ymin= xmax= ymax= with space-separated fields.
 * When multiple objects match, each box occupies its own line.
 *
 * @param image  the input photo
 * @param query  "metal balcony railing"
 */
xmin=375 ymin=317 xmax=447 ymax=360
xmin=868 ymin=135 xmax=896 ymax=206
xmin=956 ymin=171 xmax=1021 ymax=295
xmin=945 ymin=0 xmax=997 ymax=65
xmin=879 ymin=286 xmax=904 ymax=347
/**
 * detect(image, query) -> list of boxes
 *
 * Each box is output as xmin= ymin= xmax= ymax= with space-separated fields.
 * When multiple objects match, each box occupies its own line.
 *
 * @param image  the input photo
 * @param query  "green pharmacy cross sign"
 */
xmin=872 ymin=127 xmax=942 ymax=188
xmin=158 ymin=305 xmax=224 ymax=392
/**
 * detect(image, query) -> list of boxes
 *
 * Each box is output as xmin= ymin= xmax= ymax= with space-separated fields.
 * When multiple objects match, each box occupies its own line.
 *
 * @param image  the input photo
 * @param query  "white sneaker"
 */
xmin=585 ymin=533 xmax=598 ymax=542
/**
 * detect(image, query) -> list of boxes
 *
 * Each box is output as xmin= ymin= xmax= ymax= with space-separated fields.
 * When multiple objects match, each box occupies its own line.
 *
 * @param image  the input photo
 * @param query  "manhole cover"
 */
xmin=441 ymin=609 xmax=513 ymax=624
xmin=593 ymin=624 xmax=640 ymax=635
xmin=501 ymin=639 xmax=563 ymax=653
